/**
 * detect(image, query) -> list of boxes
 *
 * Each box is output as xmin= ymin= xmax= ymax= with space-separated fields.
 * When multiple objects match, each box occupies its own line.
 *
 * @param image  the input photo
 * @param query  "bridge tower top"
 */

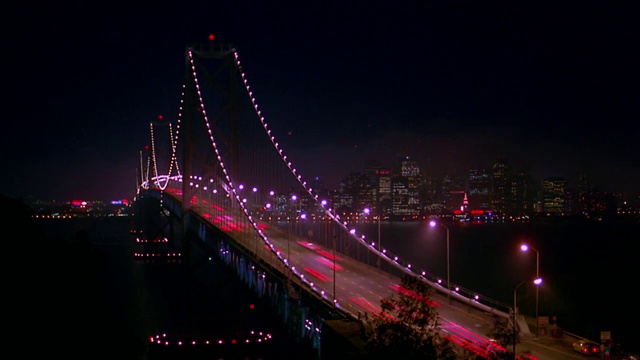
xmin=186 ymin=41 xmax=236 ymax=60
xmin=180 ymin=37 xmax=243 ymax=213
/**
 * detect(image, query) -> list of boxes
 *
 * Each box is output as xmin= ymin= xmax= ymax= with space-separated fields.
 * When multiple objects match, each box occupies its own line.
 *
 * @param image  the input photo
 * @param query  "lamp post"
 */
xmin=363 ymin=207 xmax=381 ymax=266
xmin=363 ymin=207 xmax=381 ymax=251
xmin=376 ymin=212 xmax=381 ymax=268
xmin=289 ymin=194 xmax=298 ymax=270
xmin=513 ymin=278 xmax=543 ymax=359
xmin=428 ymin=220 xmax=450 ymax=302
xmin=521 ymin=243 xmax=540 ymax=337
xmin=251 ymin=186 xmax=258 ymax=214
xmin=332 ymin=233 xmax=337 ymax=308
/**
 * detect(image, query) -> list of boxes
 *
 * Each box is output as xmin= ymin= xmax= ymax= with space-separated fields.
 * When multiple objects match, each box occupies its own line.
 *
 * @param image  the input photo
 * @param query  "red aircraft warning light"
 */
xmin=209 ymin=34 xmax=215 ymax=41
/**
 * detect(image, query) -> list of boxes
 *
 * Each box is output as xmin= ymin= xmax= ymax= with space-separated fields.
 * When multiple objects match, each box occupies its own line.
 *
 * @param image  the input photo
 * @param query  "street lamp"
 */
xmin=376 ymin=211 xmax=381 ymax=268
xmin=513 ymin=278 xmax=543 ymax=358
xmin=363 ymin=207 xmax=381 ymax=267
xmin=428 ymin=220 xmax=450 ymax=302
xmin=288 ymin=194 xmax=299 ymax=269
xmin=251 ymin=186 xmax=258 ymax=214
xmin=332 ymin=233 xmax=337 ymax=308
xmin=363 ymin=207 xmax=381 ymax=251
xmin=521 ymin=243 xmax=540 ymax=337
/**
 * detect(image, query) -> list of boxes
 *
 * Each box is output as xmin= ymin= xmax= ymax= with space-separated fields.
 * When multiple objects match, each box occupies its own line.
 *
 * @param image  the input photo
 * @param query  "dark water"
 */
xmin=24 ymin=216 xmax=313 ymax=359
xmin=20 ymin=216 xmax=640 ymax=357
xmin=352 ymin=219 xmax=640 ymax=353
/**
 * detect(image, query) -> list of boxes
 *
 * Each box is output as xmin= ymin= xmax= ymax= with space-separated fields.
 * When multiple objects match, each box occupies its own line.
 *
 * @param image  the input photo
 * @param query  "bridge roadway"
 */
xmin=160 ymin=185 xmax=587 ymax=359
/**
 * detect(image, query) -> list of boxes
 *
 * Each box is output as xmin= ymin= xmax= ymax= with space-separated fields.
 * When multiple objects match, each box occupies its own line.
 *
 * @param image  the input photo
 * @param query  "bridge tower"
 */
xmin=180 ymin=38 xmax=241 ymax=215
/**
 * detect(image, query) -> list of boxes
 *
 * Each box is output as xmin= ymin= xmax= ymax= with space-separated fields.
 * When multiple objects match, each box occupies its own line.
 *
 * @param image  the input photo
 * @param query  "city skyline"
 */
xmin=5 ymin=1 xmax=639 ymax=201
xmin=310 ymin=152 xmax=631 ymax=198
xmin=309 ymin=154 xmax=629 ymax=218
xmin=19 ymin=152 xmax=628 ymax=209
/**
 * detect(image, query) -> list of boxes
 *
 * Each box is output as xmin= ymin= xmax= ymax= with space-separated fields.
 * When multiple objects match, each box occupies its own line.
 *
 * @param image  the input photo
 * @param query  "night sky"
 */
xmin=5 ymin=0 xmax=639 ymax=201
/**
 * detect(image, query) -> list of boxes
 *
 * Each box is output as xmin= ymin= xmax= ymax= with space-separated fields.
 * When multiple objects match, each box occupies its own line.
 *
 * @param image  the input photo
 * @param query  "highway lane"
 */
xmin=163 ymin=186 xmax=586 ymax=359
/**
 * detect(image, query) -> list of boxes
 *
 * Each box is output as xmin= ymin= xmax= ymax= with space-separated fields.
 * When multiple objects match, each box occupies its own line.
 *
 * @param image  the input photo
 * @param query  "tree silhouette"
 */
xmin=364 ymin=274 xmax=457 ymax=359
xmin=483 ymin=314 xmax=517 ymax=359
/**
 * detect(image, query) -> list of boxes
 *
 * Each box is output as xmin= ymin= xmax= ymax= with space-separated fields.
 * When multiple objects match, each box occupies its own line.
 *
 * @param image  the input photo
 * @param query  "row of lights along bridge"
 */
xmin=230 ymin=184 xmax=545 ymax=347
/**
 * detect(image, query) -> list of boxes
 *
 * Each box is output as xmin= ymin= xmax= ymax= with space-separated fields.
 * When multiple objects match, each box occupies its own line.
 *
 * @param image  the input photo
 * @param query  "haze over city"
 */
xmin=5 ymin=0 xmax=639 ymax=201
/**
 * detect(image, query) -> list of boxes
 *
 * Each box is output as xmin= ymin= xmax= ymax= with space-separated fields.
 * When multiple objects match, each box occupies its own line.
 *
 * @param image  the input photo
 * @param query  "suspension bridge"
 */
xmin=132 ymin=39 xmax=574 ymax=359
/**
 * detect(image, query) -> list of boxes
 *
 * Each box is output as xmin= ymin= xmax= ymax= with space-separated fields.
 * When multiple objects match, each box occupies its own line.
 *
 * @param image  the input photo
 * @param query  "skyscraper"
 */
xmin=542 ymin=177 xmax=568 ymax=214
xmin=491 ymin=158 xmax=510 ymax=216
xmin=468 ymin=167 xmax=491 ymax=210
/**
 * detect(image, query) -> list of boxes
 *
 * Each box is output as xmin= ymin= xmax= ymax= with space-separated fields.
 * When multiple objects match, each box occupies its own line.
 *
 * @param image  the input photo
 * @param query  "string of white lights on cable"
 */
xmin=168 ymin=121 xmax=181 ymax=177
xmin=165 ymin=89 xmax=184 ymax=183
xmin=149 ymin=121 xmax=162 ymax=189
xmin=181 ymin=46 xmax=509 ymax=315
xmin=232 ymin=50 xmax=391 ymax=272
xmin=187 ymin=49 xmax=333 ymax=302
xmin=145 ymin=150 xmax=152 ymax=189
xmin=149 ymin=113 xmax=182 ymax=192
xmin=204 ymin=49 xmax=389 ymax=310
xmin=187 ymin=47 xmax=431 ymax=308
xmin=138 ymin=150 xmax=145 ymax=191
xmin=229 ymin=50 xmax=505 ymax=311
